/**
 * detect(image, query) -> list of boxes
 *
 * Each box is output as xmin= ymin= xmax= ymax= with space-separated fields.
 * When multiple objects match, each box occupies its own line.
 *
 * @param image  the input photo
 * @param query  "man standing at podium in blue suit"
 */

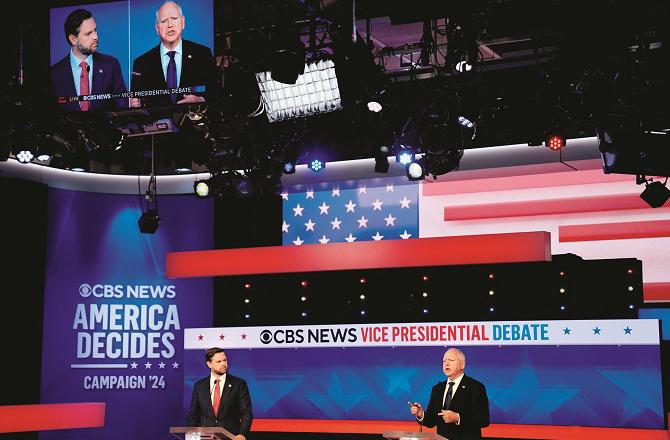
xmin=409 ymin=348 xmax=490 ymax=440
xmin=187 ymin=347 xmax=253 ymax=440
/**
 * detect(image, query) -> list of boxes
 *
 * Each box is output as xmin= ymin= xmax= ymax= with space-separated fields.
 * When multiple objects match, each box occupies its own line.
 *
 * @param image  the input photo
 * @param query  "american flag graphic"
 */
xmin=281 ymin=177 xmax=419 ymax=245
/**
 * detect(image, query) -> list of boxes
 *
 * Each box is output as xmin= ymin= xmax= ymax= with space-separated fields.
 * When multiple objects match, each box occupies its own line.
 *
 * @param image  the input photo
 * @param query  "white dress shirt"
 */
xmin=209 ymin=373 xmax=226 ymax=406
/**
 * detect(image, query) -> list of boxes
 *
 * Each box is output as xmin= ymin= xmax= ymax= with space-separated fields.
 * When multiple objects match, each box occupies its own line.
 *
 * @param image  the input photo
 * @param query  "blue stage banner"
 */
xmin=41 ymin=189 xmax=213 ymax=440
xmin=184 ymin=320 xmax=664 ymax=429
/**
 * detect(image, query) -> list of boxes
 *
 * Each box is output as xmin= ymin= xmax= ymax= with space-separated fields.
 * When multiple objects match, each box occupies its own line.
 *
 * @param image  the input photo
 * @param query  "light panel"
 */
xmin=256 ymin=59 xmax=342 ymax=123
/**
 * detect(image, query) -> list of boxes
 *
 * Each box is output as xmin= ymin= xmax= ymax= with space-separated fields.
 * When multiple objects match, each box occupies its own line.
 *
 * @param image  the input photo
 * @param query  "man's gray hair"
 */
xmin=447 ymin=347 xmax=466 ymax=364
xmin=155 ymin=1 xmax=183 ymax=23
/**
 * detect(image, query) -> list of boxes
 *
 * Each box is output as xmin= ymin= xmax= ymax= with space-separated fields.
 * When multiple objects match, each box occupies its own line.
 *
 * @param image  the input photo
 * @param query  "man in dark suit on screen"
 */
xmin=130 ymin=1 xmax=217 ymax=108
xmin=187 ymin=347 xmax=253 ymax=440
xmin=409 ymin=348 xmax=490 ymax=440
xmin=50 ymin=9 xmax=128 ymax=112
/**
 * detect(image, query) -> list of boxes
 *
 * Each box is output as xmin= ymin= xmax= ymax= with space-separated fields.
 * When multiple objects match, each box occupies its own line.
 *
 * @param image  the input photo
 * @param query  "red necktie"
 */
xmin=212 ymin=379 xmax=221 ymax=416
xmin=79 ymin=60 xmax=89 ymax=111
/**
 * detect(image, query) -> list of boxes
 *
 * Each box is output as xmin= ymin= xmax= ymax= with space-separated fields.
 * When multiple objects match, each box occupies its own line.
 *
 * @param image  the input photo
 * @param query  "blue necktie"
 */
xmin=443 ymin=381 xmax=455 ymax=409
xmin=166 ymin=50 xmax=177 ymax=103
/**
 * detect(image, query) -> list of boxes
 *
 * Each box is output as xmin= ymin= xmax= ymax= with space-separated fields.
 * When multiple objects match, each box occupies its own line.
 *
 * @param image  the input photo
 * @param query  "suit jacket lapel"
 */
xmin=180 ymin=41 xmax=191 ymax=87
xmin=449 ymin=376 xmax=469 ymax=408
xmin=218 ymin=377 xmax=233 ymax=414
xmin=200 ymin=380 xmax=217 ymax=418
xmin=91 ymin=54 xmax=101 ymax=94
xmin=60 ymin=56 xmax=78 ymax=98
xmin=150 ymin=46 xmax=167 ymax=88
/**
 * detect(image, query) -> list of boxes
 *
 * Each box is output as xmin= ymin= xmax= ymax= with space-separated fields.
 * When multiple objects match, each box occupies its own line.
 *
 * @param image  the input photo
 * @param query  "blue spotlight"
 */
xmin=283 ymin=161 xmax=296 ymax=174
xmin=309 ymin=158 xmax=325 ymax=172
xmin=396 ymin=150 xmax=415 ymax=166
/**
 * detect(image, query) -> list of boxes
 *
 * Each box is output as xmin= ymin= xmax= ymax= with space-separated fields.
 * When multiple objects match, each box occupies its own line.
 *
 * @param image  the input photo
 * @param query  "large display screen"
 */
xmin=49 ymin=0 xmax=214 ymax=113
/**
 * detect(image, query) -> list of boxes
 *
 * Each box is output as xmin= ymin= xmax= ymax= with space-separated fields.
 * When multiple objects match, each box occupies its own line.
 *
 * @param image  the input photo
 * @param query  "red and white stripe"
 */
xmin=419 ymin=159 xmax=670 ymax=302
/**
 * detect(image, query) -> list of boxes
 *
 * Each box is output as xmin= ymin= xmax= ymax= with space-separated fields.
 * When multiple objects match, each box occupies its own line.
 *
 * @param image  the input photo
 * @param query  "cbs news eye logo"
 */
xmin=79 ymin=284 xmax=93 ymax=297
xmin=260 ymin=330 xmax=273 ymax=344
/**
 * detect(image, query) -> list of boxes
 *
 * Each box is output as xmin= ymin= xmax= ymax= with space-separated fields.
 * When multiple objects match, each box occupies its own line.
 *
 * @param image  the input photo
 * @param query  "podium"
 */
xmin=383 ymin=431 xmax=447 ymax=440
xmin=169 ymin=426 xmax=235 ymax=440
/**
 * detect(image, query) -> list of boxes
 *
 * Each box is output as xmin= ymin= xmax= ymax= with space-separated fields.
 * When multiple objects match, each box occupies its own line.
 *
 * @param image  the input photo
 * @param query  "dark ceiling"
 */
xmin=1 ymin=0 xmax=669 ymax=182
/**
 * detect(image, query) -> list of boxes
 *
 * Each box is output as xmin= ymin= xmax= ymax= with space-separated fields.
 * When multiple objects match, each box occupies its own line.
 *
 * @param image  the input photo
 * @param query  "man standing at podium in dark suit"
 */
xmin=187 ymin=347 xmax=253 ymax=440
xmin=409 ymin=348 xmax=490 ymax=440
xmin=50 ymin=8 xmax=128 ymax=112
xmin=130 ymin=1 xmax=217 ymax=108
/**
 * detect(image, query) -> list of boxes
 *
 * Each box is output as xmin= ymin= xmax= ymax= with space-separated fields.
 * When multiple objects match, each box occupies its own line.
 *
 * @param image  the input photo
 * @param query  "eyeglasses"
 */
xmin=158 ymin=16 xmax=182 ymax=26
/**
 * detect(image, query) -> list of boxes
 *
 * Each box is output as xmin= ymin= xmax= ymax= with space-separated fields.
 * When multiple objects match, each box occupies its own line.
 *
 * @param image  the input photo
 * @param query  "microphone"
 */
xmin=86 ymin=64 xmax=90 ymax=73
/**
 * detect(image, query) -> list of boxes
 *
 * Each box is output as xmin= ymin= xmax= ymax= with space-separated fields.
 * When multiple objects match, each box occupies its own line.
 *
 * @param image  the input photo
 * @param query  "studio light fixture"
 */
xmin=194 ymin=180 xmax=211 ymax=198
xmin=308 ymin=158 xmax=325 ymax=172
xmin=283 ymin=161 xmax=296 ymax=174
xmin=640 ymin=179 xmax=670 ymax=208
xmin=396 ymin=148 xmax=415 ymax=166
xmin=374 ymin=155 xmax=390 ymax=173
xmin=256 ymin=59 xmax=342 ymax=123
xmin=367 ymin=101 xmax=383 ymax=113
xmin=546 ymin=133 xmax=566 ymax=151
xmin=16 ymin=150 xmax=34 ymax=164
xmin=138 ymin=208 xmax=160 ymax=234
xmin=270 ymin=27 xmax=306 ymax=85
xmin=406 ymin=159 xmax=426 ymax=181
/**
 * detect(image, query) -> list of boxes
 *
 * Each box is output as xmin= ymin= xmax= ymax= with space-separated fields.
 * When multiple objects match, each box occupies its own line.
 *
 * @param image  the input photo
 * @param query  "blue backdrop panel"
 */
xmin=41 ymin=189 xmax=214 ymax=440
xmin=185 ymin=344 xmax=664 ymax=429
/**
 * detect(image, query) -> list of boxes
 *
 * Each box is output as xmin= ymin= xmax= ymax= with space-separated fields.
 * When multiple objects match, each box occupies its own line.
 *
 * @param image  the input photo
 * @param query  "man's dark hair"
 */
xmin=205 ymin=347 xmax=224 ymax=362
xmin=64 ymin=9 xmax=92 ymax=45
